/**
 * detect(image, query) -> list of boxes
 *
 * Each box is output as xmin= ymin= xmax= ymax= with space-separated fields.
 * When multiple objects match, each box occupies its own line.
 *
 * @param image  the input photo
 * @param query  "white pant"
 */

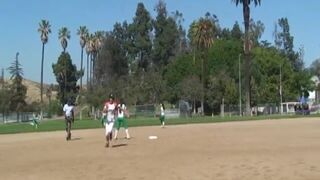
xmin=105 ymin=121 xmax=114 ymax=135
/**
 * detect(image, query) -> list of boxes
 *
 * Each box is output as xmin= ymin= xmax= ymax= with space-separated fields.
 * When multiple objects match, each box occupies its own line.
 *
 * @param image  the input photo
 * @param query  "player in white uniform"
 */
xmin=63 ymin=100 xmax=74 ymax=141
xmin=160 ymin=103 xmax=165 ymax=128
xmin=114 ymin=103 xmax=130 ymax=140
xmin=103 ymin=94 xmax=117 ymax=148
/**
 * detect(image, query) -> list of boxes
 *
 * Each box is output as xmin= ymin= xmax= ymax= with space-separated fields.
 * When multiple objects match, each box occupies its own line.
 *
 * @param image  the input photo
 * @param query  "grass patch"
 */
xmin=0 ymin=114 xmax=319 ymax=134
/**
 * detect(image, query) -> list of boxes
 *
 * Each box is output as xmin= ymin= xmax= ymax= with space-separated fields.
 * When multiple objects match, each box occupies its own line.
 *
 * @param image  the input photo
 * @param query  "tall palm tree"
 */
xmin=92 ymin=31 xmax=105 ymax=84
xmin=58 ymin=27 xmax=71 ymax=52
xmin=58 ymin=27 xmax=71 ymax=100
xmin=233 ymin=0 xmax=261 ymax=115
xmin=189 ymin=18 xmax=215 ymax=115
xmin=77 ymin=26 xmax=89 ymax=90
xmin=38 ymin=20 xmax=51 ymax=104
xmin=88 ymin=34 xmax=96 ymax=87
xmin=94 ymin=31 xmax=105 ymax=51
xmin=85 ymin=33 xmax=92 ymax=88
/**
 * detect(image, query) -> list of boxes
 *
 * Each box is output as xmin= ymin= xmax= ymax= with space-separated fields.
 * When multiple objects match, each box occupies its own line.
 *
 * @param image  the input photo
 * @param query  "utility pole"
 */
xmin=239 ymin=53 xmax=242 ymax=116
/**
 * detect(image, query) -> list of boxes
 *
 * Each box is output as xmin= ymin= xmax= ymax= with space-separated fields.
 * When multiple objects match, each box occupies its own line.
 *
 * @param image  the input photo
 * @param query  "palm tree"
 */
xmin=189 ymin=18 xmax=215 ymax=115
xmin=85 ymin=33 xmax=92 ymax=88
xmin=87 ymin=31 xmax=105 ymax=86
xmin=233 ymin=0 xmax=261 ymax=115
xmin=88 ymin=34 xmax=96 ymax=87
xmin=94 ymin=31 xmax=105 ymax=50
xmin=58 ymin=27 xmax=71 ymax=100
xmin=58 ymin=27 xmax=71 ymax=52
xmin=92 ymin=31 xmax=105 ymax=84
xmin=77 ymin=26 xmax=89 ymax=90
xmin=38 ymin=20 xmax=51 ymax=104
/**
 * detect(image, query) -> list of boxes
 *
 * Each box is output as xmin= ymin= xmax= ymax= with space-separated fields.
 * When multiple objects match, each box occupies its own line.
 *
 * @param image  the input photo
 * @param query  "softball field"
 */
xmin=1 ymin=117 xmax=320 ymax=180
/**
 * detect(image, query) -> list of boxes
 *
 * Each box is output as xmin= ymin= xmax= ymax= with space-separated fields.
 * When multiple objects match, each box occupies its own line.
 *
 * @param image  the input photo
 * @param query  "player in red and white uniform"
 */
xmin=102 ymin=94 xmax=117 ymax=148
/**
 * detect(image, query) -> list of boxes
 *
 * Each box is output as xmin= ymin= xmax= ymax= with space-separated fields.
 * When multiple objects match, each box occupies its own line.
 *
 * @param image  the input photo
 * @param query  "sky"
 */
xmin=0 ymin=0 xmax=319 ymax=84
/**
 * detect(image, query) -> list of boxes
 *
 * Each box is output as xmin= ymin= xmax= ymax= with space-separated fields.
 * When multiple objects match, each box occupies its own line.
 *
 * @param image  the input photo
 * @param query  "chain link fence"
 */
xmin=0 ymin=112 xmax=35 ymax=124
xmin=3 ymin=102 xmax=320 ymax=124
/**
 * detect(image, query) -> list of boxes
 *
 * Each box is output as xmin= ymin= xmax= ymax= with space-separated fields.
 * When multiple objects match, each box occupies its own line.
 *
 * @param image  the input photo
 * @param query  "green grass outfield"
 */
xmin=0 ymin=114 xmax=319 ymax=134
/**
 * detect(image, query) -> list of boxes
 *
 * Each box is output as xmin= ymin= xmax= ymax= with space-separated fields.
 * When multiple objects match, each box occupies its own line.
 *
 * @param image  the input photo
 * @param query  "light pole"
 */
xmin=239 ymin=53 xmax=242 ymax=116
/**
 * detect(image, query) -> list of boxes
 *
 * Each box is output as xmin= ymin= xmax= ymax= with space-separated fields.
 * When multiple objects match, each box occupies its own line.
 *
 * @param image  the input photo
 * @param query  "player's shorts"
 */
xmin=160 ymin=115 xmax=165 ymax=122
xmin=115 ymin=117 xmax=128 ymax=130
xmin=65 ymin=116 xmax=73 ymax=123
xmin=105 ymin=121 xmax=114 ymax=135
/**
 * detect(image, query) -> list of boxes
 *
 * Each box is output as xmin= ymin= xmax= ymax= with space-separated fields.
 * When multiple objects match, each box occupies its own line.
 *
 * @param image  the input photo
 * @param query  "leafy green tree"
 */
xmin=172 ymin=10 xmax=188 ymax=54
xmin=152 ymin=0 xmax=179 ymax=68
xmin=274 ymin=18 xmax=293 ymax=53
xmin=58 ymin=27 xmax=71 ymax=52
xmin=7 ymin=53 xmax=27 ymax=113
xmin=310 ymin=58 xmax=320 ymax=78
xmin=206 ymin=71 xmax=237 ymax=115
xmin=165 ymin=53 xmax=201 ymax=105
xmin=77 ymin=26 xmax=89 ymax=90
xmin=85 ymin=87 xmax=109 ymax=109
xmin=52 ymin=52 xmax=81 ymax=104
xmin=290 ymin=70 xmax=315 ymax=100
xmin=251 ymin=47 xmax=286 ymax=104
xmin=231 ymin=21 xmax=243 ymax=40
xmin=38 ymin=19 xmax=51 ymax=104
xmin=233 ymin=0 xmax=261 ymax=115
xmin=142 ymin=70 xmax=166 ymax=104
xmin=0 ymin=84 xmax=11 ymax=117
xmin=189 ymin=16 xmax=216 ymax=114
xmin=205 ymin=39 xmax=242 ymax=114
xmin=274 ymin=17 xmax=302 ymax=71
xmin=179 ymin=75 xmax=202 ymax=114
xmin=112 ymin=22 xmax=129 ymax=54
xmin=95 ymin=34 xmax=128 ymax=85
xmin=207 ymin=39 xmax=242 ymax=79
xmin=130 ymin=2 xmax=153 ymax=72
xmin=219 ymin=28 xmax=232 ymax=40
xmin=249 ymin=19 xmax=265 ymax=46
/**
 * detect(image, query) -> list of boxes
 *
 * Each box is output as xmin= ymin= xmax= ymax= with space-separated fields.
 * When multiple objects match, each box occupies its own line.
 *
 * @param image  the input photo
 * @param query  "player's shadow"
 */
xmin=70 ymin=137 xmax=82 ymax=141
xmin=112 ymin=143 xmax=128 ymax=148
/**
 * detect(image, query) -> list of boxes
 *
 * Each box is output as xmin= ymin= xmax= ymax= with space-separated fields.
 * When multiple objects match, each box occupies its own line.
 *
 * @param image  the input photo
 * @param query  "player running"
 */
xmin=103 ymin=94 xmax=117 ymax=148
xmin=63 ymin=99 xmax=74 ymax=141
xmin=160 ymin=103 xmax=165 ymax=128
xmin=114 ymin=103 xmax=130 ymax=140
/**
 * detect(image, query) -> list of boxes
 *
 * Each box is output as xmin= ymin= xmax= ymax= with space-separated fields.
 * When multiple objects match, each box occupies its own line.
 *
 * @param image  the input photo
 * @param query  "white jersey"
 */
xmin=117 ymin=104 xmax=126 ymax=118
xmin=104 ymin=102 xmax=116 ymax=122
xmin=160 ymin=106 xmax=165 ymax=116
xmin=63 ymin=104 xmax=74 ymax=117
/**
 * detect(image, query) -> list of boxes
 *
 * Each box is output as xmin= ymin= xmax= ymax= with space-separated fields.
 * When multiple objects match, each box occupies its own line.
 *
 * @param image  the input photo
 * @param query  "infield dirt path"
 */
xmin=1 ymin=117 xmax=320 ymax=180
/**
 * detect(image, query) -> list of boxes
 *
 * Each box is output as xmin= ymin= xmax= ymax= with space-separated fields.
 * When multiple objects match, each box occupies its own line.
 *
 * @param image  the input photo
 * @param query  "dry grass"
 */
xmin=4 ymin=78 xmax=57 ymax=104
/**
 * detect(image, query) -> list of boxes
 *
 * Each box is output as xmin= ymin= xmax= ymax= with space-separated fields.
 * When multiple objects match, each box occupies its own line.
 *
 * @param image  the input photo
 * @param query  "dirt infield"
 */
xmin=1 ymin=117 xmax=320 ymax=180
